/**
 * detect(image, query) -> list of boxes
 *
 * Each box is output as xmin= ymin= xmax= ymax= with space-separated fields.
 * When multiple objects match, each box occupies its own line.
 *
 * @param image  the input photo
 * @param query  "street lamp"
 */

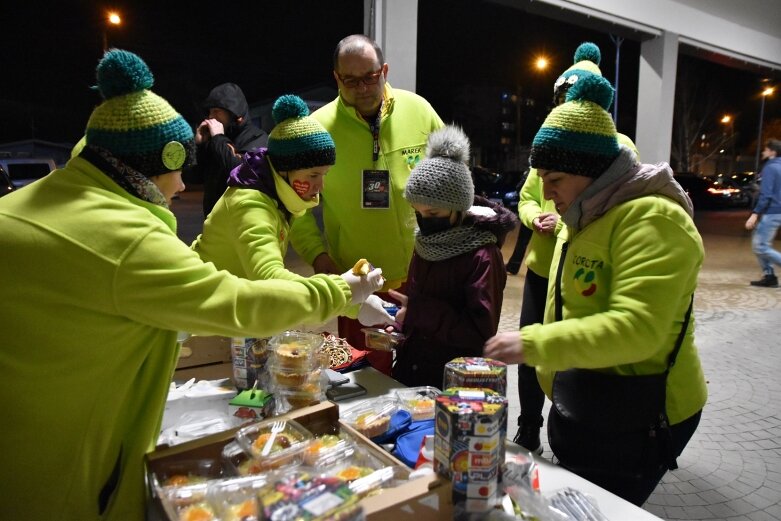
xmin=754 ymin=86 xmax=775 ymax=174
xmin=103 ymin=11 xmax=122 ymax=52
xmin=720 ymin=115 xmax=734 ymax=173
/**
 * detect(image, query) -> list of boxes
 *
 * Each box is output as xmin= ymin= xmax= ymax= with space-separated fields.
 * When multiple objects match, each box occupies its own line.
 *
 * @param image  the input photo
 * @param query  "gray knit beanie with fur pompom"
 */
xmin=404 ymin=125 xmax=474 ymax=212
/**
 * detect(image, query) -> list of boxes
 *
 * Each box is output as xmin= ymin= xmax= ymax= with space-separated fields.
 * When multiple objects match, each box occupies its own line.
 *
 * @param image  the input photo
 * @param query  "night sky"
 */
xmin=2 ymin=1 xmax=777 ymax=157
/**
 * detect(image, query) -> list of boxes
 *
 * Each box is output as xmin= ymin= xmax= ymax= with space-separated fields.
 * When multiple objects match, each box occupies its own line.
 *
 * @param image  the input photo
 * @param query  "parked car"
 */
xmin=674 ymin=173 xmax=748 ymax=210
xmin=0 ymin=158 xmax=57 ymax=189
xmin=0 ymin=165 xmax=15 ymax=198
xmin=472 ymin=166 xmax=524 ymax=213
xmin=715 ymin=172 xmax=759 ymax=208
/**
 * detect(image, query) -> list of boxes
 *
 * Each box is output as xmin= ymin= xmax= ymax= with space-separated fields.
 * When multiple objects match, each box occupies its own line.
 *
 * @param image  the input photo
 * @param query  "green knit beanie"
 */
xmin=267 ymin=95 xmax=335 ymax=172
xmin=85 ymin=49 xmax=195 ymax=177
xmin=553 ymin=42 xmax=603 ymax=104
xmin=530 ymin=74 xmax=620 ymax=178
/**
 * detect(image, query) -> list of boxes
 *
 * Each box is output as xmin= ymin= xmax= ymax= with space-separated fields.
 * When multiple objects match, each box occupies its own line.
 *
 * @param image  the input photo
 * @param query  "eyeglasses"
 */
xmin=336 ymin=68 xmax=383 ymax=89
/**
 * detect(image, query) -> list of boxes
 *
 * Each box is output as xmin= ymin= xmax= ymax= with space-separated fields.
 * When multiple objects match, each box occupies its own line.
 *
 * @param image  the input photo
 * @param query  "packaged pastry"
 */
xmin=443 ymin=357 xmax=507 ymax=395
xmin=234 ymin=419 xmax=313 ymax=471
xmin=267 ymin=363 xmax=321 ymax=388
xmin=274 ymin=388 xmax=325 ymax=414
xmin=153 ymin=458 xmax=222 ymax=491
xmin=361 ymin=328 xmax=405 ymax=351
xmin=341 ymin=398 xmax=398 ymax=439
xmin=395 ymin=386 xmax=441 ymax=421
xmin=268 ymin=331 xmax=324 ymax=370
xmin=207 ymin=474 xmax=270 ymax=521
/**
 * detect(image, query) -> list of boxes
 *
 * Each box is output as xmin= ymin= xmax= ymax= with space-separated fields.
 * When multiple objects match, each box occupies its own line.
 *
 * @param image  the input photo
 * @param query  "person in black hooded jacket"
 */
xmin=191 ymin=83 xmax=268 ymax=216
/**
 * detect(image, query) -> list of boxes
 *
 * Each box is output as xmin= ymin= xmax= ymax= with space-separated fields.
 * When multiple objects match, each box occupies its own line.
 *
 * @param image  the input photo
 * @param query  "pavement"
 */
xmin=172 ymin=189 xmax=781 ymax=520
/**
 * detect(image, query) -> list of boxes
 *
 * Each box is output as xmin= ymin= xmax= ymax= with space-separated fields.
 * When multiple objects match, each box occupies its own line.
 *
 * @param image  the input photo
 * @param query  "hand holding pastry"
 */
xmin=340 ymin=261 xmax=384 ymax=304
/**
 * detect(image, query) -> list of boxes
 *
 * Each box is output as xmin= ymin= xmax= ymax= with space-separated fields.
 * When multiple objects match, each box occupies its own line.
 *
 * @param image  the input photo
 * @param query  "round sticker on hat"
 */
xmin=161 ymin=141 xmax=186 ymax=170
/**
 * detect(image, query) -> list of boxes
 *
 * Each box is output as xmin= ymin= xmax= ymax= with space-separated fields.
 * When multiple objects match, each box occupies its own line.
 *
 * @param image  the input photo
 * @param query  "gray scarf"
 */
xmin=414 ymin=224 xmax=497 ymax=261
xmin=562 ymin=146 xmax=693 ymax=232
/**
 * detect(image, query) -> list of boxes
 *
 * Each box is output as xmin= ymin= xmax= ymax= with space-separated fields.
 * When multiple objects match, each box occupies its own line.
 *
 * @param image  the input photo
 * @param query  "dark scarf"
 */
xmin=80 ymin=146 xmax=168 ymax=208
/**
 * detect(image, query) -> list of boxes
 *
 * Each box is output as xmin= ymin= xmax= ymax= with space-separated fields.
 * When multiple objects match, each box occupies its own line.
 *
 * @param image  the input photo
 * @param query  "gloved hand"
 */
xmin=358 ymin=295 xmax=395 ymax=326
xmin=340 ymin=267 xmax=385 ymax=304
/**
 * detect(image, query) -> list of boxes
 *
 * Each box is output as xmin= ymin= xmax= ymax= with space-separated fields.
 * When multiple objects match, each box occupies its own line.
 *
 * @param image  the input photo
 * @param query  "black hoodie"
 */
xmin=193 ymin=83 xmax=268 ymax=216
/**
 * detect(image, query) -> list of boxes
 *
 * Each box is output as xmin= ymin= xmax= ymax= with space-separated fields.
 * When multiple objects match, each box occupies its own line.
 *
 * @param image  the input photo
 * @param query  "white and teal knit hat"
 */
xmin=530 ymin=75 xmax=620 ymax=178
xmin=553 ymin=42 xmax=603 ymax=103
xmin=85 ymin=49 xmax=195 ymax=177
xmin=404 ymin=126 xmax=474 ymax=212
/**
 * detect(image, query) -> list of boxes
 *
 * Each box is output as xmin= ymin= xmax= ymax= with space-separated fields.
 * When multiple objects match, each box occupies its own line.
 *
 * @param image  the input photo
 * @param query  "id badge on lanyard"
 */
xmin=362 ymin=107 xmax=390 ymax=209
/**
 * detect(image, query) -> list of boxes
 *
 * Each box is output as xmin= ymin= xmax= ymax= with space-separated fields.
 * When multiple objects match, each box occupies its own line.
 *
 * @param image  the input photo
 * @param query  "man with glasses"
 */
xmin=291 ymin=34 xmax=443 ymax=374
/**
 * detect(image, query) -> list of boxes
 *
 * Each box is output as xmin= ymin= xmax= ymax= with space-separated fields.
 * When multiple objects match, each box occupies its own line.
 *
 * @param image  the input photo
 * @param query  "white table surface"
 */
xmin=160 ymin=367 xmax=661 ymax=520
xmin=338 ymin=366 xmax=662 ymax=521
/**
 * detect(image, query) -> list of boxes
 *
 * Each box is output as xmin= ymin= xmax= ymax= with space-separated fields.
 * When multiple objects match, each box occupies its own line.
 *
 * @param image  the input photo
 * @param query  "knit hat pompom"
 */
xmin=267 ymin=94 xmax=335 ymax=172
xmin=272 ymin=94 xmax=310 ymax=125
xmin=530 ymin=74 xmax=620 ymax=179
xmin=95 ymin=49 xmax=154 ymax=99
xmin=426 ymin=125 xmax=471 ymax=165
xmin=553 ymin=41 xmax=603 ymax=103
xmin=405 ymin=125 xmax=474 ymax=212
xmin=85 ymin=49 xmax=194 ymax=177
xmin=573 ymin=42 xmax=601 ymax=66
xmin=566 ymin=74 xmax=614 ymax=111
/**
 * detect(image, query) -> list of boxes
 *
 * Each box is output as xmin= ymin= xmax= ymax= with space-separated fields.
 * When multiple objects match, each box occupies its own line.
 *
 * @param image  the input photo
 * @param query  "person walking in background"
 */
xmin=485 ymin=74 xmax=706 ymax=506
xmin=0 ymin=50 xmax=383 ymax=521
xmin=745 ymin=138 xmax=781 ymax=287
xmin=389 ymin=125 xmax=517 ymax=387
xmin=290 ymin=34 xmax=444 ymax=374
xmin=190 ymin=82 xmax=268 ymax=216
xmin=511 ymin=42 xmax=640 ymax=454
xmin=192 ymin=93 xmax=392 ymax=326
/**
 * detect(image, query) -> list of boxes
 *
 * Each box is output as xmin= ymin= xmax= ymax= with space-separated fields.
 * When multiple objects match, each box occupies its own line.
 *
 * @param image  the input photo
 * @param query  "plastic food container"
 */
xmin=159 ymin=482 xmax=212 ymax=520
xmin=273 ymin=388 xmax=326 ymax=414
xmin=266 ymin=363 xmax=322 ymax=388
xmin=361 ymin=328 xmax=405 ymax=351
xmin=152 ymin=458 xmax=223 ymax=490
xmin=234 ymin=419 xmax=313 ymax=471
xmin=268 ymin=331 xmax=324 ymax=369
xmin=206 ymin=474 xmax=270 ymax=521
xmin=341 ymin=398 xmax=399 ymax=439
xmin=395 ymin=386 xmax=442 ymax=421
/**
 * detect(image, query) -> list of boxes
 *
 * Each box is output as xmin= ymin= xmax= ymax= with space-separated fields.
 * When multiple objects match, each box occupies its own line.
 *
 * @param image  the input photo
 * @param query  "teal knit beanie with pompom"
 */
xmin=530 ymin=74 xmax=620 ymax=178
xmin=267 ymin=94 xmax=335 ymax=172
xmin=85 ymin=49 xmax=194 ymax=177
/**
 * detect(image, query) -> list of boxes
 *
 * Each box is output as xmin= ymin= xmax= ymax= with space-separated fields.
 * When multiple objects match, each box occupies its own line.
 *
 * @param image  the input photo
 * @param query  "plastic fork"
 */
xmin=260 ymin=421 xmax=286 ymax=457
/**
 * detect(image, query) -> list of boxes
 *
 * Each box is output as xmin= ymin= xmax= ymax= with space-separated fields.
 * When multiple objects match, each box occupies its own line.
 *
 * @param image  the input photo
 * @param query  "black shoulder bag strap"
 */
xmin=554 ymin=241 xmax=694 ymax=371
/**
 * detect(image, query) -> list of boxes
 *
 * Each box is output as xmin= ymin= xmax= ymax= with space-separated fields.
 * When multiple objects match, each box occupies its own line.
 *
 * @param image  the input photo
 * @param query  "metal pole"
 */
xmin=754 ymin=95 xmax=766 ymax=173
xmin=610 ymin=35 xmax=623 ymax=125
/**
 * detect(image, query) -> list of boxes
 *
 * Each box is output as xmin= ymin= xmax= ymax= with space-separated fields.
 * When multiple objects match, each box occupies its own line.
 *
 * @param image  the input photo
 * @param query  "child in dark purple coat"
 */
xmin=390 ymin=126 xmax=517 ymax=388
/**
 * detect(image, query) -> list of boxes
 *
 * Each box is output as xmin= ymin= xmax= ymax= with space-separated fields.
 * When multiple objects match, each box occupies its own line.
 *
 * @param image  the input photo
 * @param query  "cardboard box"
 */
xmin=174 ymin=336 xmax=232 ymax=382
xmin=146 ymin=401 xmax=452 ymax=520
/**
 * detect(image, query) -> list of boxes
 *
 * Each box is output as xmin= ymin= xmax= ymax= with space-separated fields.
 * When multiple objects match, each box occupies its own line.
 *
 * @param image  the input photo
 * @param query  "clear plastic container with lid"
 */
xmin=267 ymin=330 xmax=324 ymax=369
xmin=395 ymin=386 xmax=442 ymax=421
xmin=234 ymin=418 xmax=313 ymax=471
xmin=361 ymin=328 xmax=405 ymax=351
xmin=340 ymin=397 xmax=399 ymax=439
xmin=206 ymin=474 xmax=270 ymax=521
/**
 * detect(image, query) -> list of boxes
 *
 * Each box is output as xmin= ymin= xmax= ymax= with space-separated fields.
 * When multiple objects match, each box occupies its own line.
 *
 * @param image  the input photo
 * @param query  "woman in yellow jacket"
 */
xmin=485 ymin=74 xmax=706 ymax=506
